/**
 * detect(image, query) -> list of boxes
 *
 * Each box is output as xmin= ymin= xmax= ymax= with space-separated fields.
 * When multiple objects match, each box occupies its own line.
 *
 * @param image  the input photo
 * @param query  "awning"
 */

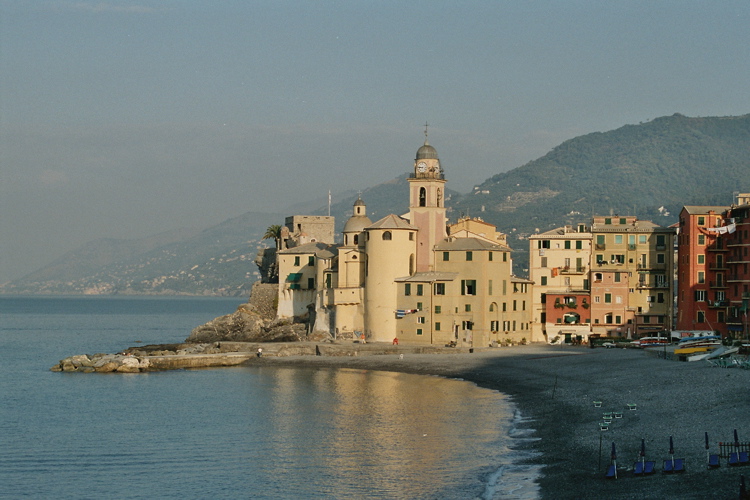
xmin=286 ymin=273 xmax=303 ymax=283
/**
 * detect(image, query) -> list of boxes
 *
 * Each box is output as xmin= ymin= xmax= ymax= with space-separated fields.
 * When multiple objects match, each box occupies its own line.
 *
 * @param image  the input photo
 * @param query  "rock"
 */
xmin=115 ymin=356 xmax=142 ymax=373
xmin=94 ymin=362 xmax=119 ymax=373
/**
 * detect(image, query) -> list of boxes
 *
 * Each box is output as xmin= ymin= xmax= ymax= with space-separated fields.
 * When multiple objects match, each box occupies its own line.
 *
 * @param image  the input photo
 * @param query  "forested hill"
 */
xmin=452 ymin=113 xmax=750 ymax=271
xmin=3 ymin=113 xmax=748 ymax=294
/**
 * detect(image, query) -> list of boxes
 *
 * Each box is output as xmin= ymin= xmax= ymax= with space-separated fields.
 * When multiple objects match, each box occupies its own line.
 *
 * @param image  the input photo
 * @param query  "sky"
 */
xmin=1 ymin=0 xmax=749 ymax=283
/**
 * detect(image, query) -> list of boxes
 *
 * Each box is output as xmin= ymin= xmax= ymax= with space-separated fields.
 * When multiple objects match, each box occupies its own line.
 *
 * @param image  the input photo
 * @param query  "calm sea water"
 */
xmin=0 ymin=296 xmax=540 ymax=499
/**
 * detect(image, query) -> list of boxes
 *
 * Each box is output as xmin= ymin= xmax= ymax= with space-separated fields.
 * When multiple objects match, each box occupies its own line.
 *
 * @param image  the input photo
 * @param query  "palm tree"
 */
xmin=263 ymin=224 xmax=282 ymax=251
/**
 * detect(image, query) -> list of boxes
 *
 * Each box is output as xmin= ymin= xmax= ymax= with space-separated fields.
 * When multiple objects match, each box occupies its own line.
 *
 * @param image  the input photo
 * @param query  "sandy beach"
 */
xmin=252 ymin=344 xmax=750 ymax=499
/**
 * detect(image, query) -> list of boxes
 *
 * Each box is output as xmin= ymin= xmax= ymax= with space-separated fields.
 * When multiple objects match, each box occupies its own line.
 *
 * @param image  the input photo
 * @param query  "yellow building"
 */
xmin=276 ymin=135 xmax=527 ymax=345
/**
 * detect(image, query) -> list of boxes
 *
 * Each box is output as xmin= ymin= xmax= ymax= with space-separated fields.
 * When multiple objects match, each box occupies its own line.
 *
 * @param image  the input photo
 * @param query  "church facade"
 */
xmin=275 ymin=136 xmax=532 ymax=346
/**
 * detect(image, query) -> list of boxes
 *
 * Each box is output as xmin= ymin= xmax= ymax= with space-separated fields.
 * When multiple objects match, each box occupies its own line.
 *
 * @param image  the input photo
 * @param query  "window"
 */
xmin=465 ymin=304 xmax=471 ymax=312
xmin=409 ymin=232 xmax=414 ymax=241
xmin=294 ymin=256 xmax=300 ymax=266
xmin=308 ymin=256 xmax=315 ymax=266
xmin=698 ymin=216 xmax=705 ymax=226
xmin=615 ymin=315 xmax=621 ymax=324
xmin=417 ymin=316 xmax=425 ymax=324
xmin=382 ymin=231 xmax=392 ymax=241
xmin=434 ymin=305 xmax=441 ymax=314
xmin=416 ymin=302 xmax=423 ymax=310
xmin=405 ymin=284 xmax=411 ymax=296
xmin=502 ymin=302 xmax=507 ymax=312
xmin=325 ymin=274 xmax=332 ymax=289
xmin=614 ymin=235 xmax=623 ymax=244
xmin=488 ymin=251 xmax=493 ymax=262
xmin=595 ymin=272 xmax=603 ymax=282
xmin=416 ymin=284 xmax=423 ymax=296
xmin=697 ymin=271 xmax=705 ymax=284
xmin=539 ymin=240 xmax=550 ymax=249
xmin=541 ymin=276 xmax=547 ymax=286
xmin=614 ymin=272 xmax=621 ymax=283
xmin=697 ymin=254 xmax=705 ymax=265
xmin=419 ymin=187 xmax=426 ymax=207
xmin=605 ymin=314 xmax=613 ymax=323
xmin=657 ymin=293 xmax=664 ymax=303
xmin=595 ymin=296 xmax=601 ymax=303
xmin=698 ymin=234 xmax=705 ymax=245
xmin=697 ymin=311 xmax=705 ymax=323
xmin=513 ymin=300 xmax=517 ymax=311
xmin=605 ymin=293 xmax=612 ymax=303
xmin=639 ymin=235 xmax=647 ymax=244
xmin=576 ymin=240 xmax=583 ymax=250
xmin=656 ymin=235 xmax=666 ymax=248
xmin=620 ymin=218 xmax=626 ymax=224
xmin=596 ymin=235 xmax=605 ymax=248
xmin=434 ymin=283 xmax=445 ymax=295
xmin=657 ymin=253 xmax=665 ymax=264
xmin=615 ymin=296 xmax=622 ymax=304
xmin=564 ymin=240 xmax=571 ymax=249
xmin=435 ymin=322 xmax=441 ymax=331
xmin=417 ymin=328 xmax=423 ymax=336
xmin=503 ymin=252 xmax=507 ymax=262
xmin=522 ymin=300 xmax=526 ymax=311
xmin=490 ymin=320 xmax=499 ymax=332
xmin=461 ymin=280 xmax=477 ymax=295
xmin=643 ymin=315 xmax=651 ymax=324
xmin=443 ymin=251 xmax=449 ymax=261
xmin=605 ymin=218 xmax=612 ymax=225
xmin=695 ymin=290 xmax=707 ymax=301
xmin=307 ymin=278 xmax=315 ymax=289
xmin=541 ymin=257 xmax=547 ymax=268
xmin=488 ymin=280 xmax=493 ymax=295
xmin=466 ymin=251 xmax=473 ymax=261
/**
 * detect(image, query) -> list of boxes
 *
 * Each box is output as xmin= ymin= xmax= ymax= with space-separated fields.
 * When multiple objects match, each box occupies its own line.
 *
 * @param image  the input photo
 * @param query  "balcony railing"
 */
xmin=709 ymin=263 xmax=729 ymax=271
xmin=595 ymin=243 xmax=606 ymax=250
xmin=727 ymin=275 xmax=750 ymax=282
xmin=708 ymin=300 xmax=729 ymax=308
xmin=710 ymin=281 xmax=728 ymax=288
xmin=560 ymin=266 xmax=587 ymax=275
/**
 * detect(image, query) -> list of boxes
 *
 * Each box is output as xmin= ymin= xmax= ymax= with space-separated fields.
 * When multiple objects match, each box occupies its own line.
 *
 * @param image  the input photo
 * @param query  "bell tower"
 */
xmin=408 ymin=124 xmax=447 ymax=272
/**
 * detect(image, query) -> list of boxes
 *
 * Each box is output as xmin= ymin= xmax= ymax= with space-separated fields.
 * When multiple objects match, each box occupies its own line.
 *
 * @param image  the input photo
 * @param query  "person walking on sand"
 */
xmin=360 ymin=332 xmax=366 ymax=344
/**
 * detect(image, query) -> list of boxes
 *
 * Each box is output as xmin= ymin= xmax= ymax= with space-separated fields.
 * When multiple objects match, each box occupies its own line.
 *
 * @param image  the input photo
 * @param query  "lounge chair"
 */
xmin=605 ymin=464 xmax=617 ymax=479
xmin=663 ymin=458 xmax=685 ymax=473
xmin=633 ymin=460 xmax=656 ymax=475
xmin=741 ymin=451 xmax=750 ymax=465
xmin=730 ymin=452 xmax=740 ymax=466
xmin=644 ymin=461 xmax=655 ymax=474
xmin=708 ymin=453 xmax=720 ymax=468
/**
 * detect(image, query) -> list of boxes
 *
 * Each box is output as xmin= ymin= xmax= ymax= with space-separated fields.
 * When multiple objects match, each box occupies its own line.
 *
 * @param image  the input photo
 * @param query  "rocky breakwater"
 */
xmin=51 ymin=353 xmax=151 ymax=373
xmin=50 ymin=342 xmax=260 ymax=373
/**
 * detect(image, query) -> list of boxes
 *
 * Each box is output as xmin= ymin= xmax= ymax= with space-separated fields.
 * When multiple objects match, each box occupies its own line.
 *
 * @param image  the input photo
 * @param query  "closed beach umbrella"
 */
xmin=735 ymin=429 xmax=741 ymax=449
xmin=705 ymin=432 xmax=710 ymax=464
xmin=611 ymin=442 xmax=617 ymax=479
xmin=640 ymin=438 xmax=646 ymax=467
xmin=669 ymin=435 xmax=675 ymax=469
xmin=740 ymin=475 xmax=747 ymax=500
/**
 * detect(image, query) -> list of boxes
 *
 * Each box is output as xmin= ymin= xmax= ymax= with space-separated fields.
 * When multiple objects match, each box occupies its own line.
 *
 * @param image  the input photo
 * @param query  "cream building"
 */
xmin=275 ymin=136 xmax=531 ymax=345
xmin=528 ymin=216 xmax=675 ymax=343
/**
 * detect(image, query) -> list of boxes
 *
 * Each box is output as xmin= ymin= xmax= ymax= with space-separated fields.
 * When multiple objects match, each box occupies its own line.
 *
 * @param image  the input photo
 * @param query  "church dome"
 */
xmin=416 ymin=141 xmax=438 ymax=160
xmin=343 ymin=214 xmax=372 ymax=233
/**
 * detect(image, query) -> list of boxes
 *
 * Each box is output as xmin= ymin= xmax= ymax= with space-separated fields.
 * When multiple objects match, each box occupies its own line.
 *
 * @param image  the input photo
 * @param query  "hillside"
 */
xmin=452 ymin=113 xmax=750 ymax=272
xmin=3 ymin=113 xmax=748 ymax=294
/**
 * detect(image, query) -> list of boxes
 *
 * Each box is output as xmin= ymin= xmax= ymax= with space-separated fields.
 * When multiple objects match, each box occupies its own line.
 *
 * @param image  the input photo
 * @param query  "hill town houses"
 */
xmin=269 ymin=135 xmax=749 ymax=346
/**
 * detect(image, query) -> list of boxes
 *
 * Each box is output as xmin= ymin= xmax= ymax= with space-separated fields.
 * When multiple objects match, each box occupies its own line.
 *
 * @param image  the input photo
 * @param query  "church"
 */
xmin=275 ymin=134 xmax=533 ymax=346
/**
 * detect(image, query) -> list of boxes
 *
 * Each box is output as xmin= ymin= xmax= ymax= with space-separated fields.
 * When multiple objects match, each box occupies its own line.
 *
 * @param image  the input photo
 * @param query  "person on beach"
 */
xmin=360 ymin=333 xmax=366 ymax=344
xmin=257 ymin=348 xmax=263 ymax=357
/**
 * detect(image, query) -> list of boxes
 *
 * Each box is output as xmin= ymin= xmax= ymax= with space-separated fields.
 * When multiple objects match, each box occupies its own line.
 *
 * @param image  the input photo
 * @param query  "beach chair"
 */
xmin=663 ymin=458 xmax=685 ymax=473
xmin=730 ymin=452 xmax=740 ymax=466
xmin=708 ymin=453 xmax=720 ymax=468
xmin=633 ymin=461 xmax=644 ymax=475
xmin=644 ymin=461 xmax=655 ymax=474
xmin=633 ymin=461 xmax=655 ymax=475
xmin=605 ymin=464 xmax=617 ymax=479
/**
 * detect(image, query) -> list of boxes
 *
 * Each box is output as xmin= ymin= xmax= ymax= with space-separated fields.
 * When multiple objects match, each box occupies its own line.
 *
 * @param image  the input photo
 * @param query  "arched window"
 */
xmin=382 ymin=231 xmax=392 ymax=241
xmin=409 ymin=254 xmax=415 ymax=275
xmin=419 ymin=187 xmax=426 ymax=207
xmin=353 ymin=234 xmax=359 ymax=245
xmin=489 ymin=302 xmax=496 ymax=312
xmin=437 ymin=188 xmax=442 ymax=207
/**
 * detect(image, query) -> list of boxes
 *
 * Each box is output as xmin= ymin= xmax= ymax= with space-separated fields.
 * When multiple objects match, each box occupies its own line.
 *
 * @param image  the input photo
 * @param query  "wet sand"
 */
xmin=253 ymin=344 xmax=750 ymax=499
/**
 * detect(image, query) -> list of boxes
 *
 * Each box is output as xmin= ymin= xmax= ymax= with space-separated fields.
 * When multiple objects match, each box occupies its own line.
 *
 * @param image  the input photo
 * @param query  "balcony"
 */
xmin=637 ymin=262 xmax=667 ymax=271
xmin=708 ymin=300 xmax=729 ymax=308
xmin=727 ymin=275 xmax=750 ymax=282
xmin=707 ymin=245 xmax=729 ymax=252
xmin=727 ymin=258 xmax=750 ymax=265
xmin=628 ymin=244 xmax=637 ymax=250
xmin=710 ymin=280 xmax=728 ymax=289
xmin=709 ymin=263 xmax=729 ymax=271
xmin=595 ymin=243 xmax=606 ymax=250
xmin=560 ymin=266 xmax=587 ymax=275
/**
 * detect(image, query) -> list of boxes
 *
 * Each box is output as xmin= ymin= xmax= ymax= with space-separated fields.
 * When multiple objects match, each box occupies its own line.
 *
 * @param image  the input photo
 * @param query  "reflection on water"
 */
xmin=254 ymin=366 xmax=521 ymax=499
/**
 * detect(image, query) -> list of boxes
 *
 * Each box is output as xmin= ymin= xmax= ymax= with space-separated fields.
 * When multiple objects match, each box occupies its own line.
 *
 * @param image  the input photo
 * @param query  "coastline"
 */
xmin=250 ymin=344 xmax=749 ymax=499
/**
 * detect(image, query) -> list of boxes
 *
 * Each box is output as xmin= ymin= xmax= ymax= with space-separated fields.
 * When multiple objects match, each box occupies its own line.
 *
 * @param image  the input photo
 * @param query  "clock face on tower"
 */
xmin=416 ymin=162 xmax=427 ymax=173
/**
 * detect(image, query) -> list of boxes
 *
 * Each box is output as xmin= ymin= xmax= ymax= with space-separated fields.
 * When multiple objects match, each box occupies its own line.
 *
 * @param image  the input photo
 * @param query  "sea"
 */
xmin=0 ymin=296 xmax=541 ymax=499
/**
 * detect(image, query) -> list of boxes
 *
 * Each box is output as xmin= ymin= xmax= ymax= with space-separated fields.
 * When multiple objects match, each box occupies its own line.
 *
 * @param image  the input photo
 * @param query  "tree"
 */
xmin=263 ymin=225 xmax=282 ymax=251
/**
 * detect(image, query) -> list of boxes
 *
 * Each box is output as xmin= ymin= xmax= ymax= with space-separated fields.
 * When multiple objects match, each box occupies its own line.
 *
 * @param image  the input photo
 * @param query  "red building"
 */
xmin=677 ymin=196 xmax=750 ymax=339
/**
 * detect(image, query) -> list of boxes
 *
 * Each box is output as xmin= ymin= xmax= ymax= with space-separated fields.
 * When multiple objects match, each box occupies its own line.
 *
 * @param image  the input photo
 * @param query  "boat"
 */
xmin=687 ymin=345 xmax=739 ymax=362
xmin=635 ymin=336 xmax=670 ymax=348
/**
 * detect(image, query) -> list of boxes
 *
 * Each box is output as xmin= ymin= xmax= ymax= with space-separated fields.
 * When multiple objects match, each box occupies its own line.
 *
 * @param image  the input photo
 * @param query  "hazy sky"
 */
xmin=1 ymin=1 xmax=749 ymax=283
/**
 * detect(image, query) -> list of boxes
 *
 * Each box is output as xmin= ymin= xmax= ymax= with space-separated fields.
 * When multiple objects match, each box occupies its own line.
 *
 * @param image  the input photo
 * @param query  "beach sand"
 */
xmin=252 ymin=344 xmax=750 ymax=499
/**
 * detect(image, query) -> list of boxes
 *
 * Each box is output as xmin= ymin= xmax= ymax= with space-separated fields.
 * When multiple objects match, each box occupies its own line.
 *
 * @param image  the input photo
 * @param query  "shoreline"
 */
xmin=250 ymin=344 xmax=749 ymax=499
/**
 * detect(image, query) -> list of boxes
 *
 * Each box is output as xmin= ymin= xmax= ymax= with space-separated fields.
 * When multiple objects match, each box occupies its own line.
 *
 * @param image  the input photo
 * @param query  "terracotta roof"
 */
xmin=682 ymin=205 xmax=729 ymax=215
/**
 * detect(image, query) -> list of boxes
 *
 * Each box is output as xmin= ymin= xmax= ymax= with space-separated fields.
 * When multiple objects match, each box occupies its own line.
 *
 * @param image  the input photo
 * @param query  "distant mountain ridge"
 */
xmin=3 ymin=113 xmax=748 ymax=295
